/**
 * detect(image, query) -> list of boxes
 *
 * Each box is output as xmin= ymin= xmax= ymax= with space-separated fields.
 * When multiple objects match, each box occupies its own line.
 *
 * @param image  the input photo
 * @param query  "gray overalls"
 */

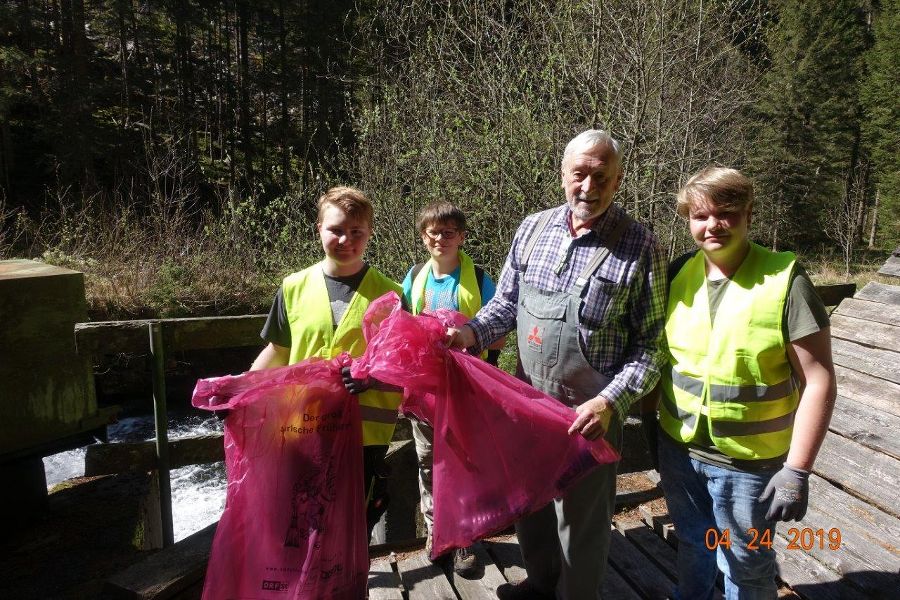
xmin=514 ymin=210 xmax=632 ymax=600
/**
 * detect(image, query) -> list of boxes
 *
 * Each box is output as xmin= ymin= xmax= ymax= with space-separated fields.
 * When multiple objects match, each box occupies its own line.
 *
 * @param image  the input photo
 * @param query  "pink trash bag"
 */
xmin=192 ymin=356 xmax=367 ymax=600
xmin=353 ymin=293 xmax=620 ymax=558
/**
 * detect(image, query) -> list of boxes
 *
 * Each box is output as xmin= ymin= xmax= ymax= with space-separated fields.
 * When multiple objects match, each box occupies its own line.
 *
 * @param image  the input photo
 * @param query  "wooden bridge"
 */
xmin=97 ymin=263 xmax=900 ymax=600
xmin=5 ymin=255 xmax=898 ymax=599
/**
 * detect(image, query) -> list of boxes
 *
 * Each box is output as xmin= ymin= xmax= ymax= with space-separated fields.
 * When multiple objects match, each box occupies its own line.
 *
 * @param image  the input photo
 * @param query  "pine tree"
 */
xmin=861 ymin=0 xmax=900 ymax=247
xmin=752 ymin=0 xmax=868 ymax=250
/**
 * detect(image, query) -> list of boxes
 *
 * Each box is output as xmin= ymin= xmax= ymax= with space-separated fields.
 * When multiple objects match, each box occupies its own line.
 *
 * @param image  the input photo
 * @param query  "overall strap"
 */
xmin=573 ymin=213 xmax=633 ymax=290
xmin=521 ymin=210 xmax=556 ymax=270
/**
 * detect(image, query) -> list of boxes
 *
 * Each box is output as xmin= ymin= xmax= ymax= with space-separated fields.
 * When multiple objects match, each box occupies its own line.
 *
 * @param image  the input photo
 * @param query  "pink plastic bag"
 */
xmin=353 ymin=294 xmax=620 ymax=557
xmin=192 ymin=356 xmax=367 ymax=600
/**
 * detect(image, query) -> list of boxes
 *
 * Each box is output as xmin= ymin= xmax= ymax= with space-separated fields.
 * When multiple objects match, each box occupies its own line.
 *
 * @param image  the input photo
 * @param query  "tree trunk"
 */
xmin=278 ymin=0 xmax=289 ymax=191
xmin=238 ymin=0 xmax=253 ymax=184
xmin=0 ymin=118 xmax=12 ymax=200
xmin=117 ymin=0 xmax=130 ymax=127
xmin=868 ymin=189 xmax=879 ymax=249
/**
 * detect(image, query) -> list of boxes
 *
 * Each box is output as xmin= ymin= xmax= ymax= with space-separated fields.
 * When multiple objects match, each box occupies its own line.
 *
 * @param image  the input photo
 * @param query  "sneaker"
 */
xmin=452 ymin=545 xmax=478 ymax=576
xmin=496 ymin=578 xmax=555 ymax=600
xmin=424 ymin=531 xmax=434 ymax=560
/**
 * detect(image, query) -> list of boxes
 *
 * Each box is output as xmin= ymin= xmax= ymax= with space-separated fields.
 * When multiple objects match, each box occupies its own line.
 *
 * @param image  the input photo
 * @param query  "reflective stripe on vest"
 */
xmin=670 ymin=369 xmax=796 ymax=404
xmin=283 ymin=263 xmax=402 ymax=446
xmin=659 ymin=243 xmax=800 ymax=460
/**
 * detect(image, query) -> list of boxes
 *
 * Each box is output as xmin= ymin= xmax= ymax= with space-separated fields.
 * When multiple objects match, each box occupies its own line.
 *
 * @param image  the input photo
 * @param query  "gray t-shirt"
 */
xmin=260 ymin=265 xmax=369 ymax=348
xmin=668 ymin=251 xmax=830 ymax=471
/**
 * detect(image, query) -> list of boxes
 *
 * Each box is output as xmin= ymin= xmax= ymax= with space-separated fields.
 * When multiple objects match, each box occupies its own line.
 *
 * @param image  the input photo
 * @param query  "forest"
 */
xmin=0 ymin=0 xmax=897 ymax=318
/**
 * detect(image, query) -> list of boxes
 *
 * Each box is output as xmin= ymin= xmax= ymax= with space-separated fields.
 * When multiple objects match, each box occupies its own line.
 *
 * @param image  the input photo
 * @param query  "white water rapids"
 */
xmin=42 ymin=414 xmax=228 ymax=542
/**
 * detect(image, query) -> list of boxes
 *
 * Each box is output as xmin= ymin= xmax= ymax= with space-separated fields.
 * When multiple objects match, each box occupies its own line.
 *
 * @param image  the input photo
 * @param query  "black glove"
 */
xmin=640 ymin=412 xmax=660 ymax=472
xmin=486 ymin=349 xmax=501 ymax=367
xmin=760 ymin=464 xmax=810 ymax=521
xmin=341 ymin=366 xmax=372 ymax=395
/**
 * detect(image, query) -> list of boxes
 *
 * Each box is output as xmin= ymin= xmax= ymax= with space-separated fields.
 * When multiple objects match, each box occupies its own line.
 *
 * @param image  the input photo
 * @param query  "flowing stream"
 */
xmin=42 ymin=414 xmax=228 ymax=542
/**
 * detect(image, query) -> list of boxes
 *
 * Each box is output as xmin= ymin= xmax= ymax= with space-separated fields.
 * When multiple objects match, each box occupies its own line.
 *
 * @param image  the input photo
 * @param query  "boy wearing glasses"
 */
xmin=401 ymin=201 xmax=504 ymax=575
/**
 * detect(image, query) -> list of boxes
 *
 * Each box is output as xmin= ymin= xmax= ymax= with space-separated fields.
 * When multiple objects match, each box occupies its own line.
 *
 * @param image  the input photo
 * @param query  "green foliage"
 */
xmin=751 ymin=0 xmax=868 ymax=249
xmin=349 ymin=0 xmax=762 ymax=274
xmin=861 ymin=0 xmax=900 ymax=247
xmin=2 ymin=0 xmax=897 ymax=319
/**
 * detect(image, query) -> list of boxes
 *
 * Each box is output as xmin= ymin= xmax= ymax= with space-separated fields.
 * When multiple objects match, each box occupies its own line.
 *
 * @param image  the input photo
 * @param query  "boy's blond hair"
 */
xmin=317 ymin=186 xmax=374 ymax=227
xmin=676 ymin=167 xmax=753 ymax=218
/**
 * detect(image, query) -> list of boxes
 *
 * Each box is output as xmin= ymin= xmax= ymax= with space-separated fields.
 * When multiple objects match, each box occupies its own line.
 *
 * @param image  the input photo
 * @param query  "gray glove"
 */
xmin=760 ymin=464 xmax=810 ymax=521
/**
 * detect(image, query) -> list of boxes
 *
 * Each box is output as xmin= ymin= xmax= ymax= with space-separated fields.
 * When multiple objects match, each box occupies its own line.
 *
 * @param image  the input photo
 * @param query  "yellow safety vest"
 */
xmin=410 ymin=251 xmax=488 ymax=359
xmin=409 ymin=250 xmax=482 ymax=318
xmin=659 ymin=243 xmax=800 ymax=460
xmin=282 ymin=263 xmax=402 ymax=446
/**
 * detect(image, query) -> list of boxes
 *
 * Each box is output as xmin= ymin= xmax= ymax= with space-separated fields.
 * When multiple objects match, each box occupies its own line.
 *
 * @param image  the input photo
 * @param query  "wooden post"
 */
xmin=149 ymin=322 xmax=175 ymax=547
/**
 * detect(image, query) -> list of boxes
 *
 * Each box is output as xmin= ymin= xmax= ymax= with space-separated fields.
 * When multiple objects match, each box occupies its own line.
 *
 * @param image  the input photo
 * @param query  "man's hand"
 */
xmin=568 ymin=396 xmax=614 ymax=440
xmin=760 ymin=464 xmax=810 ymax=521
xmin=341 ymin=366 xmax=372 ymax=395
xmin=447 ymin=325 xmax=476 ymax=349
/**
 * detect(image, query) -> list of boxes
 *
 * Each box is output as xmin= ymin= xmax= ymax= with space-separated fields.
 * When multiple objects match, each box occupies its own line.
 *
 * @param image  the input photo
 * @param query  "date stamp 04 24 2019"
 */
xmin=704 ymin=527 xmax=842 ymax=551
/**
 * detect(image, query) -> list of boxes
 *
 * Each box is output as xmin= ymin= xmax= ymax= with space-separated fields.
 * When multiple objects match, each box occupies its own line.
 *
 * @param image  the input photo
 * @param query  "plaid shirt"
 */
xmin=469 ymin=203 xmax=667 ymax=419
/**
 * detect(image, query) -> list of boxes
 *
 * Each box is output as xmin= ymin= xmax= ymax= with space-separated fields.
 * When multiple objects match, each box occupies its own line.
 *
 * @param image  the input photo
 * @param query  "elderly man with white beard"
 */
xmin=449 ymin=129 xmax=668 ymax=599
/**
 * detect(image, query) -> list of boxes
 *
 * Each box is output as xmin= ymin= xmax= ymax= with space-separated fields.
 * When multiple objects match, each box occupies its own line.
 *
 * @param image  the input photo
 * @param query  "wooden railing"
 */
xmin=74 ymin=314 xmax=266 ymax=547
xmin=73 ymin=282 xmax=857 ymax=547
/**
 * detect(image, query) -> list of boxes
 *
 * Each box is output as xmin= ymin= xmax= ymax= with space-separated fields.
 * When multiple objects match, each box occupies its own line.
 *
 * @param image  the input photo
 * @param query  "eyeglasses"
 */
xmin=424 ymin=228 xmax=460 ymax=240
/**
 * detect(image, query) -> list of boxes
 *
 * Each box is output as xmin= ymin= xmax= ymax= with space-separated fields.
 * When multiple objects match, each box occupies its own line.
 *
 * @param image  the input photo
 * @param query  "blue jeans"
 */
xmin=658 ymin=433 xmax=779 ymax=600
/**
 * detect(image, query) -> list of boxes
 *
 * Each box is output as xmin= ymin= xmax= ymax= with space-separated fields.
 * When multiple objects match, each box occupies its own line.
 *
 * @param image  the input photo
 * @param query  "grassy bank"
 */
xmin=1 ymin=193 xmax=895 ymax=321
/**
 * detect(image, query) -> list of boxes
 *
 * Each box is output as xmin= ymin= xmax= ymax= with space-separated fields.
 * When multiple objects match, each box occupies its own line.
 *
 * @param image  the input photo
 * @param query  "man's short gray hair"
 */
xmin=561 ymin=129 xmax=621 ymax=168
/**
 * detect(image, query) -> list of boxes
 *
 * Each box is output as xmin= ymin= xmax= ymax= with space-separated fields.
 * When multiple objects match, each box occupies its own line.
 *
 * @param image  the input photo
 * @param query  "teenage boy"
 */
xmin=401 ymin=201 xmax=504 ymax=576
xmin=251 ymin=185 xmax=403 ymax=540
xmin=644 ymin=167 xmax=836 ymax=599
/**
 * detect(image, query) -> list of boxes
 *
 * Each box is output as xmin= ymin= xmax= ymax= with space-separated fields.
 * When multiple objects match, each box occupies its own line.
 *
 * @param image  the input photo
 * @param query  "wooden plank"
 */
xmin=833 ymin=298 xmax=900 ymax=327
xmin=607 ymin=526 xmax=676 ymax=599
xmin=639 ymin=503 xmax=678 ymax=549
xmin=445 ymin=543 xmax=507 ymax=599
xmin=831 ymin=338 xmax=900 ymax=385
xmin=601 ymin=564 xmax=644 ymax=600
xmin=368 ymin=555 xmax=404 ymax=600
xmin=633 ymin=498 xmax=874 ymax=600
xmin=483 ymin=536 xmax=527 ymax=584
xmin=833 ymin=364 xmax=900 ymax=418
xmin=103 ymin=522 xmax=215 ymax=599
xmin=877 ymin=254 xmax=900 ymax=278
xmin=830 ymin=313 xmax=900 ymax=353
xmin=829 ymin=395 xmax=900 ymax=460
xmin=482 ymin=535 xmax=642 ymax=599
xmin=614 ymin=519 xmax=679 ymax=581
xmin=814 ymin=432 xmax=900 ymax=518
xmin=806 ymin=475 xmax=900 ymax=571
xmin=773 ymin=533 xmax=868 ymax=600
xmin=396 ymin=551 xmax=456 ymax=600
xmin=813 ymin=283 xmax=856 ymax=307
xmin=75 ymin=315 xmax=267 ymax=356
xmin=774 ymin=497 xmax=900 ymax=597
xmin=85 ymin=435 xmax=225 ymax=476
xmin=855 ymin=281 xmax=900 ymax=306
xmin=812 ymin=472 xmax=900 ymax=546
